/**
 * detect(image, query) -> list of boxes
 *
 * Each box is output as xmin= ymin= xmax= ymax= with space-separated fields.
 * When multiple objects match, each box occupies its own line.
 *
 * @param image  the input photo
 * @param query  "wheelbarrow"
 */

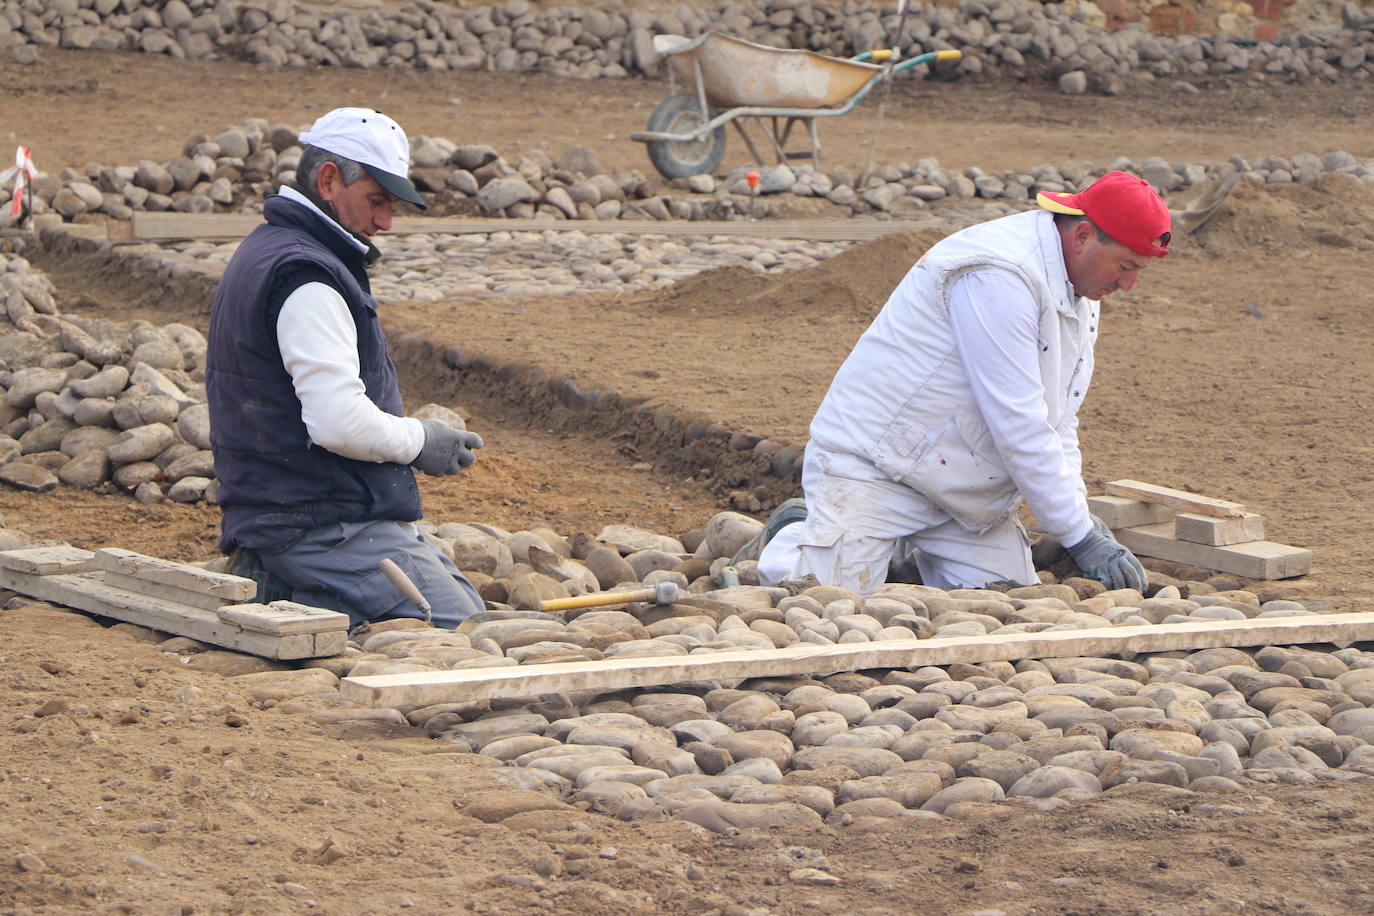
xmin=629 ymin=32 xmax=962 ymax=179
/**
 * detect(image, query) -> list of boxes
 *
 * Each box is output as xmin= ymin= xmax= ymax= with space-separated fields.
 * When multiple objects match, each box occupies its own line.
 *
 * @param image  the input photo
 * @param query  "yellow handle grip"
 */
xmin=935 ymin=49 xmax=962 ymax=62
xmin=870 ymin=49 xmax=895 ymax=62
xmin=539 ymin=587 xmax=654 ymax=613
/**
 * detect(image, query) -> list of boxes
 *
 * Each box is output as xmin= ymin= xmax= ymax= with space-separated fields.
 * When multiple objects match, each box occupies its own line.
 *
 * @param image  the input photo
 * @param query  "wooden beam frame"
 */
xmin=339 ymin=613 xmax=1374 ymax=708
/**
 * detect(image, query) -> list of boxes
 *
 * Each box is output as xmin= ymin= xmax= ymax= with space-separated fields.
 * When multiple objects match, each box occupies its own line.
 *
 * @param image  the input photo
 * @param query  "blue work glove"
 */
xmin=1066 ymin=529 xmax=1148 ymax=592
xmin=1089 ymin=512 xmax=1112 ymax=539
xmin=411 ymin=419 xmax=483 ymax=476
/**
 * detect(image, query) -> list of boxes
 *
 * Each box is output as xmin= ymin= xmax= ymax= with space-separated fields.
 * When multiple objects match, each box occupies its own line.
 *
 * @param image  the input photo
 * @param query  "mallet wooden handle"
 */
xmin=540 ymin=581 xmax=679 ymax=613
xmin=380 ymin=558 xmax=432 ymax=624
xmin=540 ymin=587 xmax=656 ymax=613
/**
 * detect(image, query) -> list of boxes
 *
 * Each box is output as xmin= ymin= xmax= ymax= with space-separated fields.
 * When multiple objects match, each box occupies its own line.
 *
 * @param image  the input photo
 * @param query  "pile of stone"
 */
xmin=11 ymin=115 xmax=1374 ymax=231
xmin=4 ymin=0 xmax=1374 ymax=89
xmin=8 ymin=119 xmax=735 ymax=225
xmin=0 ymin=251 xmax=218 ymax=503
xmin=148 ymin=510 xmax=1374 ymax=830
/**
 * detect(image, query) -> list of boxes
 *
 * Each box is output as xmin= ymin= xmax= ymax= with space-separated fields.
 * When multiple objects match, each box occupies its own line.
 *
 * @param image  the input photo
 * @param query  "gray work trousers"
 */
xmin=258 ymin=519 xmax=484 ymax=629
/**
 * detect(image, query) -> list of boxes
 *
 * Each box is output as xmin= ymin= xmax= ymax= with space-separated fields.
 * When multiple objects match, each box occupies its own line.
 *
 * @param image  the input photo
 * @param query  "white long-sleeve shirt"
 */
xmin=273 ymin=187 xmax=426 ymax=465
xmin=947 ymin=269 xmax=1093 ymax=548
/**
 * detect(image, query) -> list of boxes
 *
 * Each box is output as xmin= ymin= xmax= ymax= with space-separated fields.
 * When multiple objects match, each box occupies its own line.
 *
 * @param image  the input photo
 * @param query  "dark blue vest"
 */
xmin=206 ymin=195 xmax=421 ymax=552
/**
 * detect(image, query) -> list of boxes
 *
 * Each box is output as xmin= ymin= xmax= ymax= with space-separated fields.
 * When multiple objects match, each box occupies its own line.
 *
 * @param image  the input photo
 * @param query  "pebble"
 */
xmin=15 ymin=852 xmax=45 ymax=873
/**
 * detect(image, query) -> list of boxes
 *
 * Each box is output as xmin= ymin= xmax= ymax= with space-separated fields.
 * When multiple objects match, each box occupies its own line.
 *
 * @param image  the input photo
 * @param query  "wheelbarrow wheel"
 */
xmin=644 ymin=93 xmax=726 ymax=179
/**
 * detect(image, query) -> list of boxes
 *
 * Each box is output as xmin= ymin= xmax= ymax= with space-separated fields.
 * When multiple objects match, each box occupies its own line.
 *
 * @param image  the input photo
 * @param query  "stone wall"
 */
xmin=2 ymin=0 xmax=1373 ymax=84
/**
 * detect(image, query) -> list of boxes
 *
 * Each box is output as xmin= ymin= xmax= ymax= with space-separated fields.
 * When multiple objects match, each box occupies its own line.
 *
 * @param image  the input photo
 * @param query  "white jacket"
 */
xmin=808 ymin=209 xmax=1098 ymax=538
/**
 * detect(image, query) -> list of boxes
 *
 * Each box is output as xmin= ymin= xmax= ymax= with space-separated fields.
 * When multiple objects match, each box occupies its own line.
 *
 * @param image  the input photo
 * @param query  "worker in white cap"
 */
xmin=741 ymin=171 xmax=1172 ymax=596
xmin=205 ymin=107 xmax=486 ymax=629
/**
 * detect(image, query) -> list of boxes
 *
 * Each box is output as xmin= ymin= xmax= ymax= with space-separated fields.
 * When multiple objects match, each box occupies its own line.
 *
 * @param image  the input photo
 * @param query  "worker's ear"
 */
xmin=315 ymin=160 xmax=341 ymax=203
xmin=1067 ymin=218 xmax=1096 ymax=254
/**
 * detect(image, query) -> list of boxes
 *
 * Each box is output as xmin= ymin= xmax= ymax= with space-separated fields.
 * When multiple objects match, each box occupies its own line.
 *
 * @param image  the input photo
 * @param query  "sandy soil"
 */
xmin=2 ymin=47 xmax=1374 ymax=915
xmin=5 ymin=49 xmax=1372 ymax=183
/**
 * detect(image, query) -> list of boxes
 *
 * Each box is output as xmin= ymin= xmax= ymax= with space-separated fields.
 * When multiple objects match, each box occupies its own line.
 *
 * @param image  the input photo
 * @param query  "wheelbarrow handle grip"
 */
xmin=851 ymin=48 xmax=896 ymax=63
xmin=887 ymin=48 xmax=963 ymax=74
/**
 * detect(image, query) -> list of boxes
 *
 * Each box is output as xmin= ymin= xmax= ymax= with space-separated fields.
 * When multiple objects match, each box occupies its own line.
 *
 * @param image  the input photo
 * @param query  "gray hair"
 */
xmin=296 ymin=145 xmax=368 ymax=193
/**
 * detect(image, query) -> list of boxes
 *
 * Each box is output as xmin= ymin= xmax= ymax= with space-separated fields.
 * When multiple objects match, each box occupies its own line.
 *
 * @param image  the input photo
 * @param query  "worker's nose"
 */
xmin=1117 ymin=271 xmax=1138 ymax=292
xmin=374 ymin=204 xmax=393 ymax=233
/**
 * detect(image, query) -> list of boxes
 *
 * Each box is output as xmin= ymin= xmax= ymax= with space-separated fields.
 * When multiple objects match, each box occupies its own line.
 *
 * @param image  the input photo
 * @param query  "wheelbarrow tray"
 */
xmin=655 ymin=32 xmax=883 ymax=110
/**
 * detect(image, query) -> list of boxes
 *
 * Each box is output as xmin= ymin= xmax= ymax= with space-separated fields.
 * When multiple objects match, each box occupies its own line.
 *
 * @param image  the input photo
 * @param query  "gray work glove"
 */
xmin=411 ymin=419 xmax=483 ymax=476
xmin=1066 ymin=529 xmax=1148 ymax=592
xmin=1089 ymin=512 xmax=1112 ymax=539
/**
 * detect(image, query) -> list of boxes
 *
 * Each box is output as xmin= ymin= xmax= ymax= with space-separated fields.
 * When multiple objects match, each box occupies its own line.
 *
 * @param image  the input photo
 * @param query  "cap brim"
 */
xmin=1036 ymin=190 xmax=1084 ymax=215
xmin=363 ymin=164 xmax=427 ymax=210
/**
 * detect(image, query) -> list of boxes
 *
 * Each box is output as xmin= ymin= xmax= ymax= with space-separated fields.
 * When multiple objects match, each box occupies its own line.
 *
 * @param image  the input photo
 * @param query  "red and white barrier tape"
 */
xmin=0 ymin=146 xmax=39 ymax=220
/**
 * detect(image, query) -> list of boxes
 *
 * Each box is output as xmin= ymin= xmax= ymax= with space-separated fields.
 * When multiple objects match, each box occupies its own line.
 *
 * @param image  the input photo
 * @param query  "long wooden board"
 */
xmin=102 ymin=571 xmax=236 ymax=611
xmin=93 ymin=548 xmax=257 ymax=600
xmin=1104 ymin=480 xmax=1246 ymax=519
xmin=0 ymin=566 xmax=344 ymax=659
xmin=122 ymin=212 xmax=941 ymax=243
xmin=338 ymin=612 xmax=1374 ymax=708
xmin=1115 ymin=523 xmax=1311 ymax=580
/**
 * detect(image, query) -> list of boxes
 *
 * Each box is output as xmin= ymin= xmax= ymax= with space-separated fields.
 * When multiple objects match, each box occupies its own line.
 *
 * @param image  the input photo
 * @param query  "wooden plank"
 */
xmin=1115 ymin=523 xmax=1311 ymax=580
xmin=127 ymin=212 xmax=941 ymax=243
xmin=0 ymin=567 xmax=328 ymax=660
xmin=103 ymin=571 xmax=234 ymax=611
xmin=338 ymin=612 xmax=1374 ymax=708
xmin=1104 ymin=480 xmax=1246 ymax=519
xmin=93 ymin=548 xmax=257 ymax=601
xmin=216 ymin=601 xmax=350 ymax=636
xmin=1087 ymin=495 xmax=1175 ymax=529
xmin=313 ymin=631 xmax=349 ymax=656
xmin=0 ymin=545 xmax=96 ymax=575
xmin=1174 ymin=512 xmax=1266 ymax=547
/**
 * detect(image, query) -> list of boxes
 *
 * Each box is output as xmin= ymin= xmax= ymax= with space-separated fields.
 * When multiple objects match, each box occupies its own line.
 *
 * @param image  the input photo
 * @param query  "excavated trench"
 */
xmin=26 ymin=228 xmax=806 ymax=522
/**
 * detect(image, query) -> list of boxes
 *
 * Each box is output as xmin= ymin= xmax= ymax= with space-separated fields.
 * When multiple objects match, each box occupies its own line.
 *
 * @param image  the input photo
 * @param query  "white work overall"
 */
xmin=759 ymin=210 xmax=1099 ymax=594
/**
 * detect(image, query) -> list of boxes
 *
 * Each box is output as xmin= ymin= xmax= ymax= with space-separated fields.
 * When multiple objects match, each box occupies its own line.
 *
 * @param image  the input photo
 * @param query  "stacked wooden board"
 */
xmin=0 ymin=545 xmax=348 ymax=659
xmin=1090 ymin=479 xmax=1312 ymax=580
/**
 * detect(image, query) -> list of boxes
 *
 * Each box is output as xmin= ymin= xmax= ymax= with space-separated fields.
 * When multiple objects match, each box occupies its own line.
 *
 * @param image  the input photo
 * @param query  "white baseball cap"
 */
xmin=298 ymin=107 xmax=426 ymax=209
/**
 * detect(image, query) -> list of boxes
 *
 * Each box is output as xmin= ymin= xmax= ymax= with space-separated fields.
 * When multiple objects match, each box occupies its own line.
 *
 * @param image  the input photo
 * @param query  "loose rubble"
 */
xmin=4 ymin=0 xmax=1374 ymax=89
xmin=7 ymin=114 xmax=1374 ymax=232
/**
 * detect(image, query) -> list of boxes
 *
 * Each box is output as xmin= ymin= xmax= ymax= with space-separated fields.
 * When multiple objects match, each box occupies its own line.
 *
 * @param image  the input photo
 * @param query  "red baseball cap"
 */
xmin=1037 ymin=171 xmax=1171 ymax=258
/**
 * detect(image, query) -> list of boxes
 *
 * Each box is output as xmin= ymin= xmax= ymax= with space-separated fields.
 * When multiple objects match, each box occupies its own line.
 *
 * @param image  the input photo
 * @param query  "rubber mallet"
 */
xmin=539 ymin=581 xmax=679 ymax=613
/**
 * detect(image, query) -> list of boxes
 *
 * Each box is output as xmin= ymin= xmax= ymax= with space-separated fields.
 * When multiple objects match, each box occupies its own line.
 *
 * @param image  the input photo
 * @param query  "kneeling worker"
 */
xmin=207 ymin=107 xmax=485 ymax=628
xmin=750 ymin=171 xmax=1171 ymax=596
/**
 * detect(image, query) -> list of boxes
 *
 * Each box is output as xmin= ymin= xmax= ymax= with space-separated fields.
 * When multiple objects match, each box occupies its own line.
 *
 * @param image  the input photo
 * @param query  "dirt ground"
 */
xmin=3 ymin=47 xmax=1374 ymax=915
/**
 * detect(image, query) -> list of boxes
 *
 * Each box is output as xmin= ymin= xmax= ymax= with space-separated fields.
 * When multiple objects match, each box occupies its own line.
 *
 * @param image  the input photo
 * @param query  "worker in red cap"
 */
xmin=206 ymin=108 xmax=486 ymax=628
xmin=739 ymin=171 xmax=1172 ymax=595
